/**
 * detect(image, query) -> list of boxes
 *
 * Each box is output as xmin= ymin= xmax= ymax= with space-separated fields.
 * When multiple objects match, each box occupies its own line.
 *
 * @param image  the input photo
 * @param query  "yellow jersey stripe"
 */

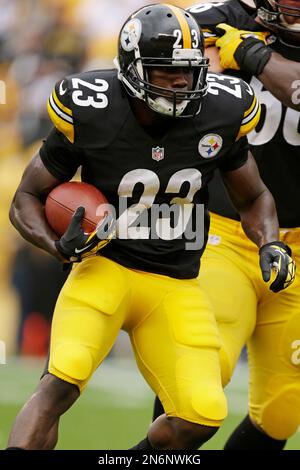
xmin=165 ymin=4 xmax=192 ymax=48
xmin=47 ymin=99 xmax=74 ymax=143
xmin=241 ymin=98 xmax=260 ymax=126
xmin=243 ymin=95 xmax=257 ymax=119
xmin=53 ymin=88 xmax=72 ymax=117
xmin=49 ymin=93 xmax=73 ymax=123
xmin=236 ymin=102 xmax=261 ymax=141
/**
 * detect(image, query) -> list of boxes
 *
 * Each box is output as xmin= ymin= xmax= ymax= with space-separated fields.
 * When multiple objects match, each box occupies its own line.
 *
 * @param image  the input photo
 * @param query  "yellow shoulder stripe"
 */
xmin=47 ymin=99 xmax=74 ymax=144
xmin=53 ymin=88 xmax=72 ymax=117
xmin=164 ymin=4 xmax=192 ymax=48
xmin=236 ymin=98 xmax=261 ymax=141
xmin=243 ymin=95 xmax=257 ymax=119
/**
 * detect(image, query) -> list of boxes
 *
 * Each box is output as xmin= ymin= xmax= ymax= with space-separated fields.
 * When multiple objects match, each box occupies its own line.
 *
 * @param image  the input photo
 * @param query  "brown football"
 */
xmin=45 ymin=181 xmax=110 ymax=236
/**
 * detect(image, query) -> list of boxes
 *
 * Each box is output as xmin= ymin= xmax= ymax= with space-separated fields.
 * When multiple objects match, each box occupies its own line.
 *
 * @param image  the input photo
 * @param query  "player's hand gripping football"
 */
xmin=55 ymin=206 xmax=115 ymax=262
xmin=259 ymin=241 xmax=296 ymax=293
xmin=215 ymin=23 xmax=271 ymax=73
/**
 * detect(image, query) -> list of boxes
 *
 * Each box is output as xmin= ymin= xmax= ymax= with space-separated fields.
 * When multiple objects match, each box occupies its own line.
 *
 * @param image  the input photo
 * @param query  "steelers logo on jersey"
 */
xmin=198 ymin=134 xmax=223 ymax=159
xmin=121 ymin=19 xmax=142 ymax=52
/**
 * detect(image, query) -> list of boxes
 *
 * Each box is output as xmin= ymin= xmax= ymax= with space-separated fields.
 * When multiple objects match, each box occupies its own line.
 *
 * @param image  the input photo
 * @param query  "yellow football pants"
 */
xmin=48 ymin=256 xmax=227 ymax=427
xmin=198 ymin=212 xmax=300 ymax=440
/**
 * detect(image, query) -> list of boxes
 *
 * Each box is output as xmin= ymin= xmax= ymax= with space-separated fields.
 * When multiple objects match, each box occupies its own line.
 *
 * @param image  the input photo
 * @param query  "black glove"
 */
xmin=55 ymin=206 xmax=115 ymax=262
xmin=259 ymin=241 xmax=296 ymax=293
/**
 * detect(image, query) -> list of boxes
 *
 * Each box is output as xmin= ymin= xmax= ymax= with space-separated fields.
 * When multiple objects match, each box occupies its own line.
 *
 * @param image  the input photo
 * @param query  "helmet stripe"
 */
xmin=164 ymin=4 xmax=192 ymax=48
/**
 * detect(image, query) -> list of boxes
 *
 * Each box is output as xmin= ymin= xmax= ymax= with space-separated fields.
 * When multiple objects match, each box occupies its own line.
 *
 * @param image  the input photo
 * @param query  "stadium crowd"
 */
xmin=0 ymin=0 xmax=194 ymax=356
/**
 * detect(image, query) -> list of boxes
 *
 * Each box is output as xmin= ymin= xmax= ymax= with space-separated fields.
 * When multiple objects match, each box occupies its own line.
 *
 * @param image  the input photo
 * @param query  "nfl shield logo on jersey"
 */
xmin=198 ymin=134 xmax=223 ymax=159
xmin=152 ymin=146 xmax=165 ymax=162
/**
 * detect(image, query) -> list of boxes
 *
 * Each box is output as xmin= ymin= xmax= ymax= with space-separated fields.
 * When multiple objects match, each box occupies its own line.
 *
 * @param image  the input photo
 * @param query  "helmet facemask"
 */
xmin=118 ymin=52 xmax=208 ymax=118
xmin=256 ymin=1 xmax=300 ymax=45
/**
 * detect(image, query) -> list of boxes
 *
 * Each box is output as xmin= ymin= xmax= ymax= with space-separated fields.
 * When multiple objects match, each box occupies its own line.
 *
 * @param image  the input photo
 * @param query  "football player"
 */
xmin=152 ymin=0 xmax=300 ymax=451
xmin=7 ymin=3 xmax=294 ymax=450
xmin=194 ymin=0 xmax=300 ymax=111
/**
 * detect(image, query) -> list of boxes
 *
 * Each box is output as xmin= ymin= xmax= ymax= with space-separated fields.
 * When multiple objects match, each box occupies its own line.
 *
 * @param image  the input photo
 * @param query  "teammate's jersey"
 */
xmin=188 ymin=0 xmax=300 ymax=227
xmin=41 ymin=68 xmax=259 ymax=278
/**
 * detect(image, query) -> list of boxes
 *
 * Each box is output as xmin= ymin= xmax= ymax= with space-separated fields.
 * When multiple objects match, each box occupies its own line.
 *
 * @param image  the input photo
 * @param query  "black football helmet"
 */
xmin=255 ymin=1 xmax=300 ymax=42
xmin=115 ymin=3 xmax=209 ymax=118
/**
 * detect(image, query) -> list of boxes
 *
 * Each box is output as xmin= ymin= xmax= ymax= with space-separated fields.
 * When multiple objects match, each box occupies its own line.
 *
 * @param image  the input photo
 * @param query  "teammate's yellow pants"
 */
xmin=48 ymin=255 xmax=227 ymax=427
xmin=198 ymin=212 xmax=300 ymax=440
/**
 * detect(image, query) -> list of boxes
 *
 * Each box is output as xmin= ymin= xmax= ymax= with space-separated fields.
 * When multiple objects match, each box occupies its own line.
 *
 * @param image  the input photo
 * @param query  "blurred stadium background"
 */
xmin=0 ymin=0 xmax=299 ymax=449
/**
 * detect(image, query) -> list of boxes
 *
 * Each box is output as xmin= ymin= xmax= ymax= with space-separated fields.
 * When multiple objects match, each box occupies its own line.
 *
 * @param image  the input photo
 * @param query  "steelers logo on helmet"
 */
xmin=120 ymin=19 xmax=142 ymax=52
xmin=114 ymin=3 xmax=209 ymax=118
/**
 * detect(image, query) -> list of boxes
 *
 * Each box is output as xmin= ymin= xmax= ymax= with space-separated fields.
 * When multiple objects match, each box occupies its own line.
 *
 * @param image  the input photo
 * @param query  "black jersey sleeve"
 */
xmin=220 ymin=79 xmax=260 ymax=171
xmin=219 ymin=135 xmax=249 ymax=172
xmin=39 ymin=76 xmax=81 ymax=181
xmin=39 ymin=128 xmax=81 ymax=181
xmin=187 ymin=1 xmax=261 ymax=46
xmin=47 ymin=77 xmax=75 ymax=143
xmin=235 ymin=79 xmax=261 ymax=141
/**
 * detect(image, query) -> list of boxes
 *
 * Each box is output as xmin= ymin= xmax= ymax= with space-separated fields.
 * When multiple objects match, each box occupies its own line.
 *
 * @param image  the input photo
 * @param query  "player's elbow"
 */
xmin=9 ymin=195 xmax=18 ymax=228
xmin=9 ymin=190 xmax=25 ymax=231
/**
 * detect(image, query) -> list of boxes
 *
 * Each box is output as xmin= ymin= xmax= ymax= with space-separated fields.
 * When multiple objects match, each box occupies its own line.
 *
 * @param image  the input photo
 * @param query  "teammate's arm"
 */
xmin=214 ymin=24 xmax=300 ymax=111
xmin=222 ymin=152 xmax=295 ymax=292
xmin=221 ymin=151 xmax=278 ymax=248
xmin=259 ymin=53 xmax=300 ymax=111
xmin=9 ymin=154 xmax=65 ymax=261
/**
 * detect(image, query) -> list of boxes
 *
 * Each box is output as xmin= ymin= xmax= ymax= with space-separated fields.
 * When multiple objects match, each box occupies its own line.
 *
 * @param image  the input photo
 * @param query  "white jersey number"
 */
xmin=248 ymin=76 xmax=300 ymax=146
xmin=291 ymin=340 xmax=300 ymax=366
xmin=71 ymin=78 xmax=109 ymax=109
xmin=117 ymin=168 xmax=202 ymax=240
xmin=207 ymin=74 xmax=244 ymax=99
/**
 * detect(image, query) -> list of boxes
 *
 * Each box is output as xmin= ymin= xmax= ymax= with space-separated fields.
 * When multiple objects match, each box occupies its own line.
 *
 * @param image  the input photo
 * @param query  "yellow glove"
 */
xmin=215 ymin=23 xmax=270 ymax=70
xmin=203 ymin=28 xmax=218 ymax=48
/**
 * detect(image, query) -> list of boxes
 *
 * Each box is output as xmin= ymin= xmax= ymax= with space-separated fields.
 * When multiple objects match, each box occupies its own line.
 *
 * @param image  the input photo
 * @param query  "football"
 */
xmin=45 ymin=181 xmax=111 ymax=236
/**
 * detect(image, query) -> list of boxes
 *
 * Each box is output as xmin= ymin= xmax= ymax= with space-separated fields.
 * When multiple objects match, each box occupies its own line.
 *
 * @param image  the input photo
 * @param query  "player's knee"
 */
xmin=52 ymin=344 xmax=93 ymax=382
xmin=149 ymin=415 xmax=219 ymax=449
xmin=256 ymin=384 xmax=300 ymax=440
xmin=191 ymin=387 xmax=228 ymax=424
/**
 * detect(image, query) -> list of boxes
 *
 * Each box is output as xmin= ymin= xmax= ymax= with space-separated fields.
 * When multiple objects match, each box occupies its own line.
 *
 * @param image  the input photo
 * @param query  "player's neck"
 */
xmin=129 ymin=97 xmax=172 ymax=127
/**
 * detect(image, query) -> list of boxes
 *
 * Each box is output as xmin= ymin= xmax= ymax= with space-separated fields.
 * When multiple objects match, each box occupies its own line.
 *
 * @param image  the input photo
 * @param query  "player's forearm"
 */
xmin=259 ymin=53 xmax=300 ymax=111
xmin=239 ymin=189 xmax=279 ymax=249
xmin=9 ymin=191 xmax=64 ymax=261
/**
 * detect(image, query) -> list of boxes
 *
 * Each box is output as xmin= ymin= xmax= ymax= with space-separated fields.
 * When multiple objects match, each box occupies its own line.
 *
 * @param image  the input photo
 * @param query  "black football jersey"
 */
xmin=188 ymin=0 xmax=300 ymax=227
xmin=40 ymin=68 xmax=259 ymax=278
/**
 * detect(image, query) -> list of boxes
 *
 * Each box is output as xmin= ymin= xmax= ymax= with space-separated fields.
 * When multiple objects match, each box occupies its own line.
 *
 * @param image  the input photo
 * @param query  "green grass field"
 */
xmin=1 ymin=357 xmax=299 ymax=450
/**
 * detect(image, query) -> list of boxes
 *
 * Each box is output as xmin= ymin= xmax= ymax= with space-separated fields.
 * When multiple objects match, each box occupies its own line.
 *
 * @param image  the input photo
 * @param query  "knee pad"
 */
xmin=52 ymin=344 xmax=93 ymax=382
xmin=191 ymin=387 xmax=228 ymax=424
xmin=258 ymin=384 xmax=300 ymax=440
